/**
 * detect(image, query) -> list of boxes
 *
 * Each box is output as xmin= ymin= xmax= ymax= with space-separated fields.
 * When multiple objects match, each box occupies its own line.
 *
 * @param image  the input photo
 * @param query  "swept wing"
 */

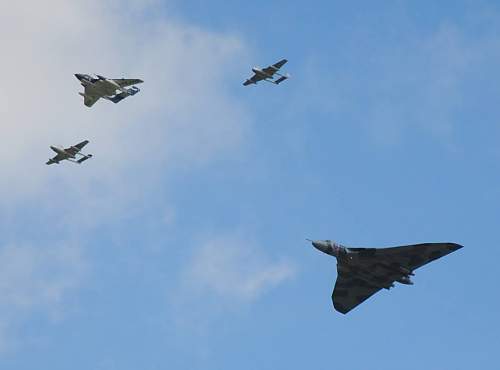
xmin=243 ymin=74 xmax=264 ymax=85
xmin=262 ymin=59 xmax=288 ymax=76
xmin=64 ymin=140 xmax=89 ymax=156
xmin=332 ymin=271 xmax=382 ymax=314
xmin=46 ymin=153 xmax=67 ymax=165
xmin=112 ymin=78 xmax=144 ymax=88
xmin=82 ymin=87 xmax=100 ymax=108
xmin=332 ymin=243 xmax=463 ymax=314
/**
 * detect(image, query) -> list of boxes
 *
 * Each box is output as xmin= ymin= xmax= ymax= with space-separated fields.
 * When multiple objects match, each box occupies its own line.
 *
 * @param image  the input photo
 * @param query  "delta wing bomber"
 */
xmin=309 ymin=239 xmax=463 ymax=314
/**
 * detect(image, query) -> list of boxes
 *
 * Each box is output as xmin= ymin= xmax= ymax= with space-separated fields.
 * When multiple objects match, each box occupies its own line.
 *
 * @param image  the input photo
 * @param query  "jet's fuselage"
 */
xmin=75 ymin=74 xmax=119 ymax=96
xmin=50 ymin=146 xmax=74 ymax=158
xmin=252 ymin=67 xmax=273 ymax=79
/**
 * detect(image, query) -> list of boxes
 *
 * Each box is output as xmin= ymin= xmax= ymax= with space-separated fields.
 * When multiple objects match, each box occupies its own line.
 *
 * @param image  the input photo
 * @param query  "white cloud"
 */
xmin=171 ymin=234 xmax=296 ymax=335
xmin=0 ymin=0 xmax=252 ymax=351
xmin=179 ymin=235 xmax=296 ymax=303
xmin=0 ymin=0 xmax=251 ymax=219
xmin=0 ymin=243 xmax=85 ymax=352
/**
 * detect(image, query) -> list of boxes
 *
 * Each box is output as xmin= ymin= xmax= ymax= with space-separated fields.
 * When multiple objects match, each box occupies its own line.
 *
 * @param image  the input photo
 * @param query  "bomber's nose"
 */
xmin=310 ymin=240 xmax=331 ymax=254
xmin=74 ymin=73 xmax=84 ymax=81
xmin=311 ymin=240 xmax=323 ymax=250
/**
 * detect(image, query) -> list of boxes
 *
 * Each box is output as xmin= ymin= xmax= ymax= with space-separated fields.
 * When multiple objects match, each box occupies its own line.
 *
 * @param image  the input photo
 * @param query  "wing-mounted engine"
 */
xmin=396 ymin=275 xmax=414 ymax=285
xmin=76 ymin=154 xmax=92 ymax=164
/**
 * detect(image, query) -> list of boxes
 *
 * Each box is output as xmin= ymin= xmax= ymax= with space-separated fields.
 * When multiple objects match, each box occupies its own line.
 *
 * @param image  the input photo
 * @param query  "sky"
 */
xmin=0 ymin=0 xmax=499 ymax=369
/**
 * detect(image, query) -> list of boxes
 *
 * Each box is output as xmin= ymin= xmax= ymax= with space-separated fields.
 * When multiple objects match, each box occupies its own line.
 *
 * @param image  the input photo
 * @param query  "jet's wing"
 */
xmin=64 ymin=140 xmax=89 ymax=156
xmin=82 ymin=87 xmax=100 ymax=108
xmin=332 ymin=270 xmax=382 ymax=314
xmin=84 ymin=95 xmax=99 ymax=107
xmin=46 ymin=153 xmax=66 ymax=165
xmin=112 ymin=78 xmax=144 ymax=88
xmin=243 ymin=73 xmax=265 ymax=86
xmin=350 ymin=243 xmax=464 ymax=272
xmin=262 ymin=59 xmax=288 ymax=76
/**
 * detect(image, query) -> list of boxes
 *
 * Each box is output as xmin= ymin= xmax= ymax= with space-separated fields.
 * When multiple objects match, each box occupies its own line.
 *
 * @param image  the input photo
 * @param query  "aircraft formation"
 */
xmin=47 ymin=59 xmax=463 ymax=314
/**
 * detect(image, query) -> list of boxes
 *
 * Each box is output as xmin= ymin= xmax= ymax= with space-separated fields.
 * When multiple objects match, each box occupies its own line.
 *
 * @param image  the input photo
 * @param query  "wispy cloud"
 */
xmin=180 ymin=235 xmax=296 ymax=303
xmin=0 ymin=0 xmax=252 ymax=351
xmin=0 ymin=0 xmax=251 ymax=218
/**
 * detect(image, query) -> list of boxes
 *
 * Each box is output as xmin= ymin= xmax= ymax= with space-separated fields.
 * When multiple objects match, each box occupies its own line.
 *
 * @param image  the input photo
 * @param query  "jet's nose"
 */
xmin=74 ymin=73 xmax=84 ymax=81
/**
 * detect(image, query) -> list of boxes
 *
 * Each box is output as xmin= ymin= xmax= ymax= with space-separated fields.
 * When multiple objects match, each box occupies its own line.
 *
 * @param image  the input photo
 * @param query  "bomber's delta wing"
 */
xmin=332 ymin=271 xmax=382 ymax=314
xmin=353 ymin=243 xmax=464 ymax=271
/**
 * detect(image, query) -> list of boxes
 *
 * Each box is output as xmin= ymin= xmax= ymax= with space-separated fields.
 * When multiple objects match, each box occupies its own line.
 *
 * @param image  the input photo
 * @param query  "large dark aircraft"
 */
xmin=309 ymin=239 xmax=463 ymax=314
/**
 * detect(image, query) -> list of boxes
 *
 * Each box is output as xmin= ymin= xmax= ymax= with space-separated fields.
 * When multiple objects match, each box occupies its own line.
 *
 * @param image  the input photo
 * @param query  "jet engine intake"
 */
xmin=396 ymin=276 xmax=414 ymax=285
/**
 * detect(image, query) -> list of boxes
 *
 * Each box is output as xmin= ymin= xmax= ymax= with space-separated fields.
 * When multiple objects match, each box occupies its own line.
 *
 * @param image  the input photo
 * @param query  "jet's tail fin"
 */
xmin=77 ymin=154 xmax=92 ymax=164
xmin=274 ymin=75 xmax=288 ymax=84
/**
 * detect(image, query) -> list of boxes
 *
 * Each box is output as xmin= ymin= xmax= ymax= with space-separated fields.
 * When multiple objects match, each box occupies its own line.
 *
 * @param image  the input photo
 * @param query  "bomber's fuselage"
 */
xmin=311 ymin=240 xmax=344 ymax=258
xmin=311 ymin=239 xmax=414 ymax=289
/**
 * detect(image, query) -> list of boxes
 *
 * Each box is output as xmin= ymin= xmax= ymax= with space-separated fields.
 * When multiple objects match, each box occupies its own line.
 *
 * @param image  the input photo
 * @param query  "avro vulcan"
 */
xmin=310 ymin=239 xmax=463 ymax=314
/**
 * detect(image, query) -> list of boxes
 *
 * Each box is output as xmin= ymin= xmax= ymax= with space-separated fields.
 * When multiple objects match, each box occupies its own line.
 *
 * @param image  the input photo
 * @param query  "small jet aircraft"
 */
xmin=75 ymin=74 xmax=143 ymax=107
xmin=243 ymin=59 xmax=289 ymax=86
xmin=46 ymin=140 xmax=92 ymax=165
xmin=309 ymin=239 xmax=463 ymax=314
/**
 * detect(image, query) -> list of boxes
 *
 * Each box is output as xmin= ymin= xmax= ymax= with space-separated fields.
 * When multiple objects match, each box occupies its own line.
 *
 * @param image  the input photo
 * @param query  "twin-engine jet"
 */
xmin=243 ymin=59 xmax=289 ymax=86
xmin=310 ymin=239 xmax=463 ymax=314
xmin=46 ymin=140 xmax=92 ymax=165
xmin=75 ymin=74 xmax=143 ymax=107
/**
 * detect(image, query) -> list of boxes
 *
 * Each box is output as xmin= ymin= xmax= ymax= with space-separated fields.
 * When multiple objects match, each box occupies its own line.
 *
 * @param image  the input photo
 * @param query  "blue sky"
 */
xmin=1 ymin=0 xmax=499 ymax=369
